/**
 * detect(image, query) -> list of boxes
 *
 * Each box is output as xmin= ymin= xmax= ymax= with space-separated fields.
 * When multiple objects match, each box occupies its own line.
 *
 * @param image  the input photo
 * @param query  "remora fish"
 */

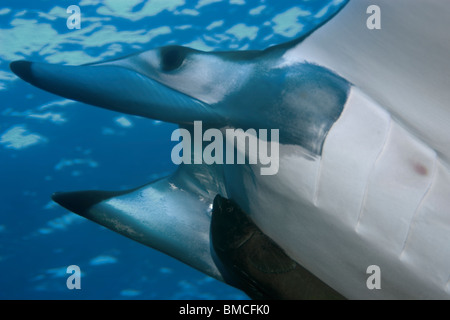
xmin=10 ymin=0 xmax=450 ymax=299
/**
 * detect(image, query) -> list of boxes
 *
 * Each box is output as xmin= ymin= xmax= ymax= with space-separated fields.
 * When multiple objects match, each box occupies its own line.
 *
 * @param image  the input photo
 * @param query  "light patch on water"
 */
xmin=89 ymin=255 xmax=118 ymax=266
xmin=178 ymin=279 xmax=194 ymax=290
xmin=0 ymin=225 xmax=6 ymax=233
xmin=206 ymin=20 xmax=224 ymax=31
xmin=38 ymin=228 xmax=52 ymax=235
xmin=27 ymin=112 xmax=66 ymax=124
xmin=230 ymin=0 xmax=245 ymax=5
xmin=332 ymin=0 xmax=347 ymax=6
xmin=175 ymin=25 xmax=192 ymax=30
xmin=114 ymin=116 xmax=133 ymax=128
xmin=183 ymin=38 xmax=215 ymax=52
xmin=1 ymin=70 xmax=19 ymax=80
xmin=315 ymin=0 xmax=347 ymax=18
xmin=0 ymin=125 xmax=47 ymax=150
xmin=54 ymin=158 xmax=99 ymax=171
xmin=177 ymin=9 xmax=200 ymax=16
xmin=272 ymin=7 xmax=310 ymax=37
xmin=79 ymin=0 xmax=102 ymax=5
xmin=239 ymin=43 xmax=250 ymax=50
xmin=38 ymin=213 xmax=84 ymax=235
xmin=120 ymin=289 xmax=141 ymax=297
xmin=226 ymin=23 xmax=259 ymax=41
xmin=198 ymin=276 xmax=215 ymax=284
xmin=97 ymin=0 xmax=185 ymax=21
xmin=249 ymin=5 xmax=266 ymax=16
xmin=39 ymin=99 xmax=76 ymax=110
xmin=71 ymin=170 xmax=82 ymax=177
xmin=98 ymin=43 xmax=124 ymax=60
xmin=159 ymin=267 xmax=173 ymax=274
xmin=46 ymin=267 xmax=67 ymax=278
xmin=3 ymin=108 xmax=67 ymax=124
xmin=196 ymin=0 xmax=221 ymax=9
xmin=43 ymin=201 xmax=58 ymax=210
xmin=0 ymin=8 xmax=11 ymax=15
xmin=14 ymin=10 xmax=26 ymax=17
xmin=315 ymin=5 xmax=330 ymax=19
xmin=77 ymin=25 xmax=172 ymax=48
xmin=0 ymin=70 xmax=17 ymax=91
xmin=174 ymin=280 xmax=215 ymax=300
xmin=37 ymin=11 xmax=58 ymax=21
xmin=99 ymin=0 xmax=144 ymax=16
xmin=203 ymin=34 xmax=222 ymax=44
xmin=44 ymin=50 xmax=99 ymax=65
xmin=102 ymin=127 xmax=115 ymax=135
xmin=1 ymin=18 xmax=60 ymax=61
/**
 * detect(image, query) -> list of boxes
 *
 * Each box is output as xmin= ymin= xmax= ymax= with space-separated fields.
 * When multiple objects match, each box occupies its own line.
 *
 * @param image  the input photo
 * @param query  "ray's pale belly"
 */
xmin=226 ymin=86 xmax=450 ymax=299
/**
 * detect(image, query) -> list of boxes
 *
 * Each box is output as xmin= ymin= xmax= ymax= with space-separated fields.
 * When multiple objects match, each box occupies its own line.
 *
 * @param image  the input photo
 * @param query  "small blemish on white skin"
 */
xmin=413 ymin=163 xmax=428 ymax=176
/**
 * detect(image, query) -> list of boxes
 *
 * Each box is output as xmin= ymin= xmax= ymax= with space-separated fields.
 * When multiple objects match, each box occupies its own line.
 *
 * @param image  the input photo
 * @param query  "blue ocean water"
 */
xmin=0 ymin=0 xmax=342 ymax=299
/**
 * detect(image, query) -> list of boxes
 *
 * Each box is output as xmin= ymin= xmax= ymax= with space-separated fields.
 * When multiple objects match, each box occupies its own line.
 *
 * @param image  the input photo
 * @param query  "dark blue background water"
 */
xmin=0 ymin=0 xmax=342 ymax=299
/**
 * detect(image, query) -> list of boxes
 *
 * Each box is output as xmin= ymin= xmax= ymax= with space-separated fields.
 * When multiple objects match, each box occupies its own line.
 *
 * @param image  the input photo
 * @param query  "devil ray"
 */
xmin=10 ymin=0 xmax=450 ymax=299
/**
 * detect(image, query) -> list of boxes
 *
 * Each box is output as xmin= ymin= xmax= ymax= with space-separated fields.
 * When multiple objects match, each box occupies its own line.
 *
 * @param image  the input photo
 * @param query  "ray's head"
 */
xmin=9 ymin=44 xmax=264 ymax=125
xmin=10 ymin=32 xmax=350 ymax=154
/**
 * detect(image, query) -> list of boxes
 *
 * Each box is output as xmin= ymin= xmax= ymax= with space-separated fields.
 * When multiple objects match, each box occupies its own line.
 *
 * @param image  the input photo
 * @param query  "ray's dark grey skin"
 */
xmin=211 ymin=194 xmax=346 ymax=300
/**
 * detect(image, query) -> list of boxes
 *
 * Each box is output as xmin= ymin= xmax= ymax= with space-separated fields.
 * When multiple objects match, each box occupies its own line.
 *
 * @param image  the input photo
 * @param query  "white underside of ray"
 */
xmin=228 ymin=87 xmax=450 ymax=299
xmin=235 ymin=0 xmax=450 ymax=298
xmin=280 ymin=0 xmax=450 ymax=164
